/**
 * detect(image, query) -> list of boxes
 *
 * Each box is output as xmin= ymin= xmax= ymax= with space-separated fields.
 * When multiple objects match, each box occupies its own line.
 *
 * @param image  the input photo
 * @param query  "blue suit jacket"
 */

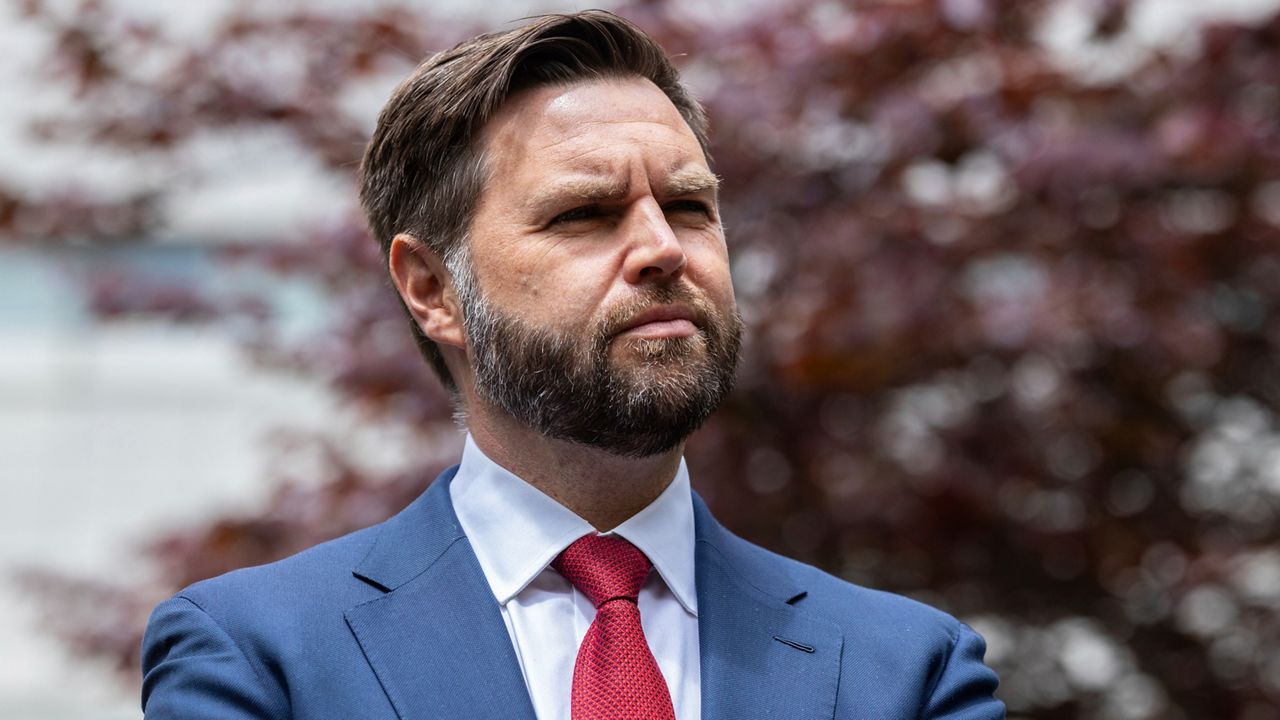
xmin=142 ymin=467 xmax=1005 ymax=718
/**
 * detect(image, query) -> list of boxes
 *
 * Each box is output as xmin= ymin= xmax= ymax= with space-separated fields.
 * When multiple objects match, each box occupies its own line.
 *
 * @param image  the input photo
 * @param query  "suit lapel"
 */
xmin=344 ymin=468 xmax=537 ymax=720
xmin=341 ymin=470 xmax=842 ymax=719
xmin=693 ymin=494 xmax=843 ymax=720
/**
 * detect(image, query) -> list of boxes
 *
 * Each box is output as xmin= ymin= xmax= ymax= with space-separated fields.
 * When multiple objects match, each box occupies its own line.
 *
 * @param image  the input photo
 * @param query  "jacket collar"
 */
xmin=346 ymin=467 xmax=538 ymax=720
xmin=351 ymin=466 xmax=465 ymax=591
xmin=692 ymin=493 xmax=844 ymax=720
xmin=346 ymin=467 xmax=843 ymax=720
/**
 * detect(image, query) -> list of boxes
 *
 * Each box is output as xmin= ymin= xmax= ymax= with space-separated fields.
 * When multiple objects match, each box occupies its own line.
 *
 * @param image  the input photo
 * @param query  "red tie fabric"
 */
xmin=552 ymin=534 xmax=677 ymax=720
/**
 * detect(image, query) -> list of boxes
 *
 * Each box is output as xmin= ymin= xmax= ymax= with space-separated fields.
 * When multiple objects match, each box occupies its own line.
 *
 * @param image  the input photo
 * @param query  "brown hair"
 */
xmin=358 ymin=10 xmax=711 ymax=390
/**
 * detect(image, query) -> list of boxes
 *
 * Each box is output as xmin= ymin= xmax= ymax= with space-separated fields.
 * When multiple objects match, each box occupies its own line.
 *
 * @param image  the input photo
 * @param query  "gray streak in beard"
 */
xmin=455 ymin=260 xmax=742 ymax=457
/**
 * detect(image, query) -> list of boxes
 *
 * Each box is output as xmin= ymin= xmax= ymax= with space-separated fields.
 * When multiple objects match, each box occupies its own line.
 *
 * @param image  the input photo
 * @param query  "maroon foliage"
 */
xmin=10 ymin=1 xmax=1280 ymax=717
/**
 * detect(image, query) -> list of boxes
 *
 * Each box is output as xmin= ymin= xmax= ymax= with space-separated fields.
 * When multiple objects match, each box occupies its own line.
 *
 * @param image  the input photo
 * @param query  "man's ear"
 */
xmin=387 ymin=233 xmax=466 ymax=350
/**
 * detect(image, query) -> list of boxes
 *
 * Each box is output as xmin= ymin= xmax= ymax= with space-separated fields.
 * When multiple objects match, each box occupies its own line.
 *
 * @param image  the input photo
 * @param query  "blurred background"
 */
xmin=3 ymin=0 xmax=1280 ymax=717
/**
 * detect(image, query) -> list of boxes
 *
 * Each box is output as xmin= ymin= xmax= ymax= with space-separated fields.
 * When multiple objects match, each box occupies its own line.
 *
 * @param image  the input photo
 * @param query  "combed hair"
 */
xmin=358 ymin=10 xmax=711 ymax=390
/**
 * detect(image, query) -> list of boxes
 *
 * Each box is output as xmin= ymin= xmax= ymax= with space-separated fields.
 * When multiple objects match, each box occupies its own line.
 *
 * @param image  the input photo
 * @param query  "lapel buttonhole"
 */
xmin=772 ymin=635 xmax=816 ymax=653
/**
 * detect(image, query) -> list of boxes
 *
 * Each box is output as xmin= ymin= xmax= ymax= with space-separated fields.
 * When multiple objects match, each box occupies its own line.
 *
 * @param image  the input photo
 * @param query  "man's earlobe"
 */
xmin=387 ymin=234 xmax=466 ymax=350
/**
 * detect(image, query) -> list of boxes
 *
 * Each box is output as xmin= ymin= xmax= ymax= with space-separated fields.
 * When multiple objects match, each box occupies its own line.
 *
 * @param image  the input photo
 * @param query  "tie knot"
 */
xmin=552 ymin=534 xmax=652 ymax=608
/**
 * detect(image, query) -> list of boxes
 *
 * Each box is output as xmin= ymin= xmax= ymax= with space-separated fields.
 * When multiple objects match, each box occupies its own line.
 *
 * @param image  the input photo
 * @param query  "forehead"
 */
xmin=480 ymin=76 xmax=706 ymax=180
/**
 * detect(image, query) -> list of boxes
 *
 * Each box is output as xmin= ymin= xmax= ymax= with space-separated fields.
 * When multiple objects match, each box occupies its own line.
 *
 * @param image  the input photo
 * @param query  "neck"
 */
xmin=465 ymin=407 xmax=683 ymax=532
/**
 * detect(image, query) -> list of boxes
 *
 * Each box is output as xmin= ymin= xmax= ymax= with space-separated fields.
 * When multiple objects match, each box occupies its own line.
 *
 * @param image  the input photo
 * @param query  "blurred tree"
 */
xmin=9 ymin=0 xmax=1280 ymax=717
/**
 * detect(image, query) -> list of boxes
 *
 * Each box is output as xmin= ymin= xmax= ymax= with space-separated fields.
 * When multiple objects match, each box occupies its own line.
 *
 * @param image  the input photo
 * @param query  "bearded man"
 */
xmin=141 ymin=11 xmax=1005 ymax=720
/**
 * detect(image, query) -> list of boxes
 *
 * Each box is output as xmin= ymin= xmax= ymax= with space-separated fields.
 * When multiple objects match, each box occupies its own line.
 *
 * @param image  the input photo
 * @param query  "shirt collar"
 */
xmin=449 ymin=434 xmax=698 ymax=617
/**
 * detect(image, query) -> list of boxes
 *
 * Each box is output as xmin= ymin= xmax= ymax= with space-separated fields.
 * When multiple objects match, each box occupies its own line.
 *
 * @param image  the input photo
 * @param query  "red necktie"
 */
xmin=552 ymin=534 xmax=677 ymax=720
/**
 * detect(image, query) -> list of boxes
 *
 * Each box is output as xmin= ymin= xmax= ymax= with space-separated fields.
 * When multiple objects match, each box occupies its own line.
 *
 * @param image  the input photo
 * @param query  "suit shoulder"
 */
xmin=715 ymin=529 xmax=967 ymax=642
xmin=705 ymin=529 xmax=1005 ymax=718
xmin=176 ymin=522 xmax=383 ymax=615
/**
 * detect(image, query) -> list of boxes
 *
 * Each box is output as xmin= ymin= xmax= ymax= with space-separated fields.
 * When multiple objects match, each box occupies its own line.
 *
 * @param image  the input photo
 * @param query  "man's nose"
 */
xmin=622 ymin=200 xmax=687 ymax=284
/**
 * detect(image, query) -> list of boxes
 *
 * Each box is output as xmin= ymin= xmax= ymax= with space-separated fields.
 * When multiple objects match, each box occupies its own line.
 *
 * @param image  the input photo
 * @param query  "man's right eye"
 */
xmin=550 ymin=205 xmax=600 ymax=225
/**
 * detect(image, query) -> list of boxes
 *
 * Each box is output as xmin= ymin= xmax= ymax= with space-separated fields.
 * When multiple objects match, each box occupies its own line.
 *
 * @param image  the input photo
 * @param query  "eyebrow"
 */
xmin=524 ymin=176 xmax=632 ymax=215
xmin=662 ymin=166 xmax=720 ymax=197
xmin=523 ymin=166 xmax=721 ymax=217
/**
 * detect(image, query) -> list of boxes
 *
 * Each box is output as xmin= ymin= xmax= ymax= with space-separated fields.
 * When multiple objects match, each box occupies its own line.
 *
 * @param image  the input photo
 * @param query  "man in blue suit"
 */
xmin=142 ymin=11 xmax=1004 ymax=719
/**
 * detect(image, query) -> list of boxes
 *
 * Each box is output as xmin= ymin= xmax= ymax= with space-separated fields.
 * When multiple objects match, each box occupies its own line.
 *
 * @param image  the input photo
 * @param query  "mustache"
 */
xmin=599 ymin=283 xmax=714 ymax=339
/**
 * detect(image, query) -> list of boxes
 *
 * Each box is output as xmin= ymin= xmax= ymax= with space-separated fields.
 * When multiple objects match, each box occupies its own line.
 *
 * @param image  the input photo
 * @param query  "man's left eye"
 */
xmin=664 ymin=200 xmax=712 ymax=216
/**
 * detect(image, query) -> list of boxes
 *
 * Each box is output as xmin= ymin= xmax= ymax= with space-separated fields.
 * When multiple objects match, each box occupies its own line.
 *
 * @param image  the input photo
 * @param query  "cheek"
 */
xmin=514 ymin=270 xmax=542 ymax=296
xmin=562 ymin=285 xmax=606 ymax=321
xmin=688 ymin=245 xmax=736 ymax=301
xmin=547 ymin=252 xmax=627 ymax=312
xmin=521 ymin=263 xmax=606 ymax=326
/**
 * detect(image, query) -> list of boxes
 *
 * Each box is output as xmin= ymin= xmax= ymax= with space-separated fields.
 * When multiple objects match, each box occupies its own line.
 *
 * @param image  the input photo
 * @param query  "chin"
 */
xmin=613 ymin=332 xmax=706 ymax=364
xmin=568 ymin=408 xmax=703 ymax=459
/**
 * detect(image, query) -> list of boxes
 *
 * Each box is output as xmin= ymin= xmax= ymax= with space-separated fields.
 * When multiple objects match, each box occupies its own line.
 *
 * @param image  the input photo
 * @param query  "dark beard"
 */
xmin=463 ymin=282 xmax=742 ymax=458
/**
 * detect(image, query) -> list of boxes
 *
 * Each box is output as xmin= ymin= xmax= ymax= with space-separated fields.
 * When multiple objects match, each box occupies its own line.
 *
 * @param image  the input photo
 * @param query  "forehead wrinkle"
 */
xmin=578 ymin=117 xmax=691 ymax=129
xmin=533 ymin=116 xmax=697 ymax=154
xmin=544 ymin=138 xmax=702 ymax=171
xmin=530 ymin=129 xmax=589 ymax=154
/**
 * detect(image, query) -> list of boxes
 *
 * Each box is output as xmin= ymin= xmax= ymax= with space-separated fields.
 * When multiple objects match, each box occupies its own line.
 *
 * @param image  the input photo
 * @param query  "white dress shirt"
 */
xmin=449 ymin=435 xmax=701 ymax=720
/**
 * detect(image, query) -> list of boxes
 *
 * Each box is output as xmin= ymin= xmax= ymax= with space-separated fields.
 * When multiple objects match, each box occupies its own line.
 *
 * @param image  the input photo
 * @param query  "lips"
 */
xmin=616 ymin=304 xmax=700 ymax=339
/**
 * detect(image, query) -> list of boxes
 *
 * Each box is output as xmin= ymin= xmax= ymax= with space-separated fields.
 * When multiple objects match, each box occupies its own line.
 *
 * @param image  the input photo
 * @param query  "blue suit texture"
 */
xmin=141 ymin=467 xmax=1005 ymax=719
